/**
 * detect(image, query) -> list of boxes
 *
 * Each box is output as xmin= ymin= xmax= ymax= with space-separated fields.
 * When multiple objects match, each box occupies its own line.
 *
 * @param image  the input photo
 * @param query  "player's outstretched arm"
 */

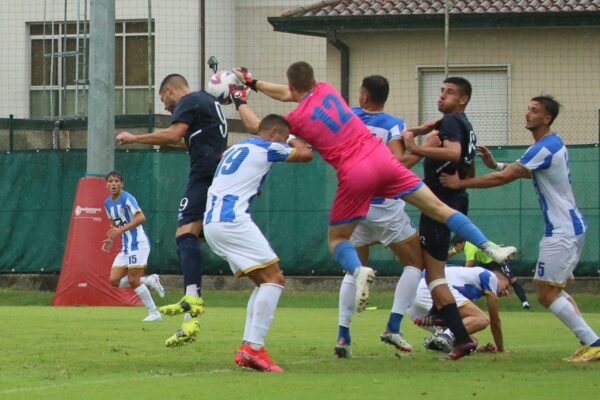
xmin=439 ymin=162 xmax=530 ymax=190
xmin=407 ymin=118 xmax=442 ymax=136
xmin=486 ymin=294 xmax=504 ymax=352
xmin=232 ymin=67 xmax=294 ymax=102
xmin=286 ymin=136 xmax=313 ymax=163
xmin=477 ymin=145 xmax=503 ymax=170
xmin=116 ymin=123 xmax=188 ymax=146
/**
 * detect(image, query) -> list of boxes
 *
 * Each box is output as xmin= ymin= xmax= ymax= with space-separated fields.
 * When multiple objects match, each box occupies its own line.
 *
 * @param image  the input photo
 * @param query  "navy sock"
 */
xmin=333 ymin=241 xmax=362 ymax=274
xmin=437 ymin=303 xmax=470 ymax=345
xmin=176 ymin=233 xmax=203 ymax=296
xmin=511 ymin=281 xmax=528 ymax=303
xmin=338 ymin=325 xmax=351 ymax=345
xmin=590 ymin=339 xmax=600 ymax=347
xmin=386 ymin=312 xmax=403 ymax=333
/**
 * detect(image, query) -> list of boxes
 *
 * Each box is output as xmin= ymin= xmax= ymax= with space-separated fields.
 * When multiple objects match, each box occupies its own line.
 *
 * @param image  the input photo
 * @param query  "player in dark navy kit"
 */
xmin=116 ymin=73 xmax=228 ymax=347
xmin=402 ymin=77 xmax=480 ymax=359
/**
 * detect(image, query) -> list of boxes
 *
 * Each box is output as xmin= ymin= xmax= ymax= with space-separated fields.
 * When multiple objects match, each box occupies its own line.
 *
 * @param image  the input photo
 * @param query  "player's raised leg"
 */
xmin=403 ymin=185 xmax=516 ymax=263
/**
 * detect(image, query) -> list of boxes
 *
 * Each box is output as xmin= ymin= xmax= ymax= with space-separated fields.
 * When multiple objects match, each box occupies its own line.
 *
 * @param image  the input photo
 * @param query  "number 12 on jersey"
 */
xmin=311 ymin=94 xmax=353 ymax=133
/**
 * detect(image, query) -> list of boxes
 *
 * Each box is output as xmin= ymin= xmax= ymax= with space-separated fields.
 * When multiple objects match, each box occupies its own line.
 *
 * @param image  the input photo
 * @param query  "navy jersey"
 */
xmin=424 ymin=112 xmax=476 ymax=194
xmin=171 ymin=91 xmax=228 ymax=179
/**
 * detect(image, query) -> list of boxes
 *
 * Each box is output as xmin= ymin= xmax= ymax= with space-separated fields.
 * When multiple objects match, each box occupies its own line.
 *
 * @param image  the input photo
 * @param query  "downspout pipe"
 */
xmin=327 ymin=32 xmax=349 ymax=103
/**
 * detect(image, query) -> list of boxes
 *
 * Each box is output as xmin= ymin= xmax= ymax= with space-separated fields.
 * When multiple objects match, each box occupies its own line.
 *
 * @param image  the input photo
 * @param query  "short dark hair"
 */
xmin=531 ymin=95 xmax=561 ymax=125
xmin=258 ymin=114 xmax=290 ymax=132
xmin=287 ymin=61 xmax=315 ymax=92
xmin=159 ymin=74 xmax=189 ymax=93
xmin=450 ymin=235 xmax=465 ymax=247
xmin=361 ymin=75 xmax=389 ymax=105
xmin=106 ymin=170 xmax=123 ymax=181
xmin=444 ymin=77 xmax=472 ymax=100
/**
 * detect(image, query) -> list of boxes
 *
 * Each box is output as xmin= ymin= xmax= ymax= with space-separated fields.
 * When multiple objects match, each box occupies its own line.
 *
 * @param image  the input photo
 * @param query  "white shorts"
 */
xmin=406 ymin=279 xmax=469 ymax=321
xmin=350 ymin=200 xmax=417 ymax=247
xmin=112 ymin=246 xmax=150 ymax=269
xmin=204 ymin=220 xmax=279 ymax=277
xmin=534 ymin=234 xmax=585 ymax=287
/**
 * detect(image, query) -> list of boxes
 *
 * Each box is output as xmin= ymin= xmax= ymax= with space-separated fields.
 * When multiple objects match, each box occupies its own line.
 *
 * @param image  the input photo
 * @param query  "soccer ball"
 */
xmin=206 ymin=70 xmax=242 ymax=104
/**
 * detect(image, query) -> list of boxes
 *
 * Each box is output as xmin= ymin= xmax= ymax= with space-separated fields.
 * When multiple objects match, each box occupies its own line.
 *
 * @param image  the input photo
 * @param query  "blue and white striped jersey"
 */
xmin=446 ymin=265 xmax=499 ymax=300
xmin=518 ymin=133 xmax=586 ymax=237
xmin=104 ymin=191 xmax=150 ymax=253
xmin=204 ymin=137 xmax=294 ymax=224
xmin=351 ymin=107 xmax=405 ymax=144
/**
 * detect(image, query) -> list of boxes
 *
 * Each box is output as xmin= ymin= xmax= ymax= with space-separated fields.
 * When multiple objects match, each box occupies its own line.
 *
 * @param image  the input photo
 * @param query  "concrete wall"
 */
xmin=332 ymin=27 xmax=600 ymax=145
xmin=4 ymin=273 xmax=600 ymax=293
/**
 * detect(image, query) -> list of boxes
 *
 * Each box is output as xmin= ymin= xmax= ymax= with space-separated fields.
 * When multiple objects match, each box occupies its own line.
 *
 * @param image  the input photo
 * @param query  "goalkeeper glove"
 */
xmin=231 ymin=85 xmax=250 ymax=110
xmin=232 ymin=67 xmax=258 ymax=91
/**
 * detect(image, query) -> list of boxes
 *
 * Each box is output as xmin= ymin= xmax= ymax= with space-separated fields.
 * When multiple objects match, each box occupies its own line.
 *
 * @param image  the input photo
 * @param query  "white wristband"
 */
xmin=286 ymin=134 xmax=297 ymax=145
xmin=495 ymin=162 xmax=505 ymax=171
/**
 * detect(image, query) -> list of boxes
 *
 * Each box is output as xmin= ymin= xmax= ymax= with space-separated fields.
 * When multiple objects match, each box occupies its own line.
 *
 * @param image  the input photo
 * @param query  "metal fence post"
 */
xmin=8 ymin=114 xmax=14 ymax=152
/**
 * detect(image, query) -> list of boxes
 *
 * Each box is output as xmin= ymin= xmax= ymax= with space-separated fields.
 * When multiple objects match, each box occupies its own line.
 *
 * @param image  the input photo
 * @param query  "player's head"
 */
xmin=258 ymin=114 xmax=291 ymax=143
xmin=526 ymin=95 xmax=560 ymax=131
xmin=491 ymin=268 xmax=511 ymax=297
xmin=287 ymin=61 xmax=316 ymax=99
xmin=450 ymin=235 xmax=466 ymax=253
xmin=438 ymin=77 xmax=472 ymax=113
xmin=159 ymin=74 xmax=189 ymax=113
xmin=359 ymin=75 xmax=389 ymax=109
xmin=106 ymin=171 xmax=124 ymax=197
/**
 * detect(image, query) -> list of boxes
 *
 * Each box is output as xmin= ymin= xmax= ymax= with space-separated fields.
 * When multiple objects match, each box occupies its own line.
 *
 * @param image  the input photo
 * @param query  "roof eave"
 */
xmin=268 ymin=11 xmax=600 ymax=35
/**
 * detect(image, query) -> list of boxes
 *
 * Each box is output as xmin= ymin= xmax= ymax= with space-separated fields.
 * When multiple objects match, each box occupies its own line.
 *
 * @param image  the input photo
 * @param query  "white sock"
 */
xmin=339 ymin=274 xmax=355 ymax=327
xmin=248 ymin=283 xmax=283 ymax=347
xmin=243 ymin=287 xmax=260 ymax=342
xmin=134 ymin=284 xmax=157 ymax=312
xmin=118 ymin=276 xmax=129 ymax=288
xmin=549 ymin=296 xmax=599 ymax=346
xmin=391 ymin=266 xmax=422 ymax=315
xmin=185 ymin=284 xmax=199 ymax=297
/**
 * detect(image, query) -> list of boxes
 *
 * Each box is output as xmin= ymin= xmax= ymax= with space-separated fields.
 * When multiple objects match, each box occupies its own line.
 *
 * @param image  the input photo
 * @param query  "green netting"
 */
xmin=0 ymin=146 xmax=598 ymax=276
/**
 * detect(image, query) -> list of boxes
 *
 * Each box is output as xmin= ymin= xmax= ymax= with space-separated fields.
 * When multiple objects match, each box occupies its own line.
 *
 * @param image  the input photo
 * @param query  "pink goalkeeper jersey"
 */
xmin=284 ymin=82 xmax=380 ymax=170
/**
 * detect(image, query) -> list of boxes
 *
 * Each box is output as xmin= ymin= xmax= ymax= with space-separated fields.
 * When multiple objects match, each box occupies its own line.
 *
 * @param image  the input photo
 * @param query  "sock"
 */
xmin=549 ymin=297 xmax=600 ymax=346
xmin=511 ymin=281 xmax=528 ymax=303
xmin=338 ymin=274 xmax=355 ymax=342
xmin=185 ymin=284 xmax=199 ymax=297
xmin=389 ymin=266 xmax=422 ymax=327
xmin=176 ymin=233 xmax=203 ymax=296
xmin=591 ymin=339 xmax=600 ymax=347
xmin=248 ymin=283 xmax=283 ymax=347
xmin=243 ymin=287 xmax=260 ymax=342
xmin=134 ymin=284 xmax=157 ymax=312
xmin=333 ymin=241 xmax=362 ymax=274
xmin=118 ymin=276 xmax=129 ymax=288
xmin=338 ymin=326 xmax=351 ymax=345
xmin=386 ymin=313 xmax=403 ymax=333
xmin=437 ymin=303 xmax=471 ymax=345
xmin=446 ymin=212 xmax=488 ymax=247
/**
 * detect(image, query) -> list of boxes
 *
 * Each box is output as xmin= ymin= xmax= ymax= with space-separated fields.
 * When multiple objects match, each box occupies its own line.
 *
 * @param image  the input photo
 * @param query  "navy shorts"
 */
xmin=419 ymin=190 xmax=469 ymax=261
xmin=178 ymin=177 xmax=212 ymax=226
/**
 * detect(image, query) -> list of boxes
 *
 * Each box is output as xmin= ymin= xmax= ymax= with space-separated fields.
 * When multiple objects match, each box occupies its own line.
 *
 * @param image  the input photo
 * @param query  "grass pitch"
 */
xmin=1 ymin=289 xmax=599 ymax=400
